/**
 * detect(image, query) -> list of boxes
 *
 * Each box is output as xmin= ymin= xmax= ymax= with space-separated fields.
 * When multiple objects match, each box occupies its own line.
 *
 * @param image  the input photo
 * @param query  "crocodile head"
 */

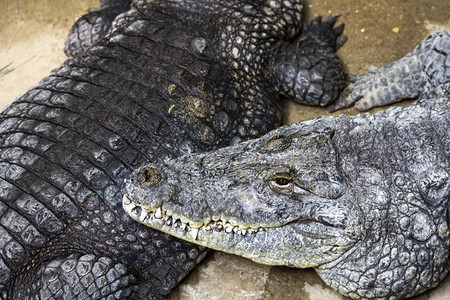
xmin=122 ymin=117 xmax=363 ymax=268
xmin=123 ymin=114 xmax=450 ymax=298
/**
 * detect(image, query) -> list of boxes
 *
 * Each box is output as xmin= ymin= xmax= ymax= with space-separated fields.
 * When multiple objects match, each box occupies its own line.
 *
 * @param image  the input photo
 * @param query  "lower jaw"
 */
xmin=134 ymin=216 xmax=352 ymax=268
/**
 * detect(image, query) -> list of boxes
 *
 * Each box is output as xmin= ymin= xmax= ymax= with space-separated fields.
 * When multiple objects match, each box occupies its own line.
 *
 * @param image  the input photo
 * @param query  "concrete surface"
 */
xmin=0 ymin=0 xmax=449 ymax=299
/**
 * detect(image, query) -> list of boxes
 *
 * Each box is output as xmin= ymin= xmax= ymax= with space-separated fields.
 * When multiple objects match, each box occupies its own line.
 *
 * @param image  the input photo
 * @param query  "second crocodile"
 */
xmin=123 ymin=30 xmax=450 ymax=299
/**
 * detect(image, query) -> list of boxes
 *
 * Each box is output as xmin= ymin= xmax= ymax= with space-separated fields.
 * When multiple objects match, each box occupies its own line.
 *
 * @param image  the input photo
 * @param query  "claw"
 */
xmin=329 ymin=87 xmax=360 ymax=112
xmin=336 ymin=35 xmax=347 ymax=49
xmin=333 ymin=23 xmax=345 ymax=36
xmin=310 ymin=15 xmax=322 ymax=25
xmin=329 ymin=99 xmax=350 ymax=113
xmin=328 ymin=105 xmax=340 ymax=113
xmin=300 ymin=13 xmax=346 ymax=50
xmin=323 ymin=13 xmax=341 ymax=28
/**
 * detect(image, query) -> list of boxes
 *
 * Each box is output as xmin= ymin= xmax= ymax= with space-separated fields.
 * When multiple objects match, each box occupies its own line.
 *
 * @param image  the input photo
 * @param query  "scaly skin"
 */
xmin=123 ymin=30 xmax=450 ymax=299
xmin=64 ymin=0 xmax=132 ymax=58
xmin=0 ymin=0 xmax=346 ymax=298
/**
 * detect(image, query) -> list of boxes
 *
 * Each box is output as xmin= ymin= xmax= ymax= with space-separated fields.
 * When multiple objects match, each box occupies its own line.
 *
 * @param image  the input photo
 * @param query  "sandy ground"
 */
xmin=0 ymin=0 xmax=449 ymax=299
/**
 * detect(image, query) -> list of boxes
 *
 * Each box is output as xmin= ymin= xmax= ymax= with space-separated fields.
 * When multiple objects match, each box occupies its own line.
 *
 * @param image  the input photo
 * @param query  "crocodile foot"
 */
xmin=268 ymin=14 xmax=347 ymax=106
xmin=298 ymin=14 xmax=347 ymax=51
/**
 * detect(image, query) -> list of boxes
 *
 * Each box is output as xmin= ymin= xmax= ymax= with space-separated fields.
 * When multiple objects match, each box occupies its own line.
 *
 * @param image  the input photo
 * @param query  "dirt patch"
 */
xmin=0 ymin=0 xmax=98 ymax=105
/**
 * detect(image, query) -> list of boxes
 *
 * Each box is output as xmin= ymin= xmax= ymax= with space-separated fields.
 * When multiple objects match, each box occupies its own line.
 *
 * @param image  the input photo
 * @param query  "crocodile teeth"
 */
xmin=140 ymin=209 xmax=148 ymax=222
xmin=155 ymin=207 xmax=162 ymax=219
xmin=191 ymin=228 xmax=199 ymax=240
xmin=224 ymin=223 xmax=233 ymax=233
xmin=123 ymin=194 xmax=131 ymax=205
xmin=123 ymin=200 xmax=136 ymax=212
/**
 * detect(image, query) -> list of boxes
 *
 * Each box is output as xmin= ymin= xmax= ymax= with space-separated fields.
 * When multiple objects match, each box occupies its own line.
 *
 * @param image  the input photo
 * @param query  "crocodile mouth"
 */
xmin=123 ymin=193 xmax=356 ymax=267
xmin=123 ymin=194 xmax=269 ymax=240
xmin=123 ymin=194 xmax=351 ymax=242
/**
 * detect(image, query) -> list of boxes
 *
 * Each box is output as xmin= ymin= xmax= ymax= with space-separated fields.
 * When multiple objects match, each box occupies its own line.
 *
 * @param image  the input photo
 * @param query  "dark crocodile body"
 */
xmin=123 ymin=30 xmax=450 ymax=299
xmin=0 ymin=0 xmax=346 ymax=298
xmin=65 ymin=0 xmax=133 ymax=58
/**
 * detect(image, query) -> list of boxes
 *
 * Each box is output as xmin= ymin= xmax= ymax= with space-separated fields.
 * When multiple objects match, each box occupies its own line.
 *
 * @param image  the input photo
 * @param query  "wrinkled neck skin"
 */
xmin=123 ymin=98 xmax=449 ymax=299
xmin=317 ymin=98 xmax=450 ymax=298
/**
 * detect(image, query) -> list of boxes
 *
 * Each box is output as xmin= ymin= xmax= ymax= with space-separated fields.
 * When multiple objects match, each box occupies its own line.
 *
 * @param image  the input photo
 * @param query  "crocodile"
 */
xmin=0 ymin=0 xmax=347 ymax=298
xmin=123 ymin=29 xmax=450 ymax=299
xmin=64 ymin=0 xmax=132 ymax=58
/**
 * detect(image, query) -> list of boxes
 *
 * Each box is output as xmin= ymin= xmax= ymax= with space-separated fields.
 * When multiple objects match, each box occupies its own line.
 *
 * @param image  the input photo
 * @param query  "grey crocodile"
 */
xmin=0 ymin=0 xmax=347 ymax=298
xmin=123 ymin=30 xmax=450 ymax=299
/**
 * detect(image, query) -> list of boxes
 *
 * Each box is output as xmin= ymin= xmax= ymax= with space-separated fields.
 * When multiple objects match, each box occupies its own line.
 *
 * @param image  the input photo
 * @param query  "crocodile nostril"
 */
xmin=137 ymin=167 xmax=162 ymax=187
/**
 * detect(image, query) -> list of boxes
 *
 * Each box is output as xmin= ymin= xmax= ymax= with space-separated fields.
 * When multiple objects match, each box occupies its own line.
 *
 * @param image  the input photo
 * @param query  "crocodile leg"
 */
xmin=64 ymin=0 xmax=131 ymax=58
xmin=330 ymin=29 xmax=450 ymax=111
xmin=268 ymin=14 xmax=347 ymax=106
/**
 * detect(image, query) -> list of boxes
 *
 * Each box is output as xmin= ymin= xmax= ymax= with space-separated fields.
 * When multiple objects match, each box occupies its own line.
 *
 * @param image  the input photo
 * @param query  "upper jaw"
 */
xmin=122 ymin=177 xmax=354 ymax=233
xmin=122 ymin=161 xmax=358 ymax=234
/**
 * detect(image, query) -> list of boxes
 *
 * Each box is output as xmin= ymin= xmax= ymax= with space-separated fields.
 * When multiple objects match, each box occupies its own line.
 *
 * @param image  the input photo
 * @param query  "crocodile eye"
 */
xmin=268 ymin=170 xmax=296 ymax=193
xmin=275 ymin=177 xmax=292 ymax=186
